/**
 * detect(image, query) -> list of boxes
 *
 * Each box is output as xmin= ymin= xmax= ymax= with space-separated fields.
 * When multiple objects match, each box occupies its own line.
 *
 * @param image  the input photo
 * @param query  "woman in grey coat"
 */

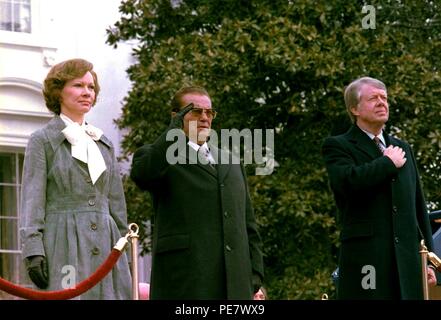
xmin=20 ymin=59 xmax=131 ymax=299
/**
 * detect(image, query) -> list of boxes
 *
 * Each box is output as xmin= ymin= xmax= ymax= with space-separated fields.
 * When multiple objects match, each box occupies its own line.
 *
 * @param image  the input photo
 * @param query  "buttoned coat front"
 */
xmin=20 ymin=116 xmax=131 ymax=299
xmin=131 ymin=131 xmax=264 ymax=300
xmin=322 ymin=125 xmax=433 ymax=299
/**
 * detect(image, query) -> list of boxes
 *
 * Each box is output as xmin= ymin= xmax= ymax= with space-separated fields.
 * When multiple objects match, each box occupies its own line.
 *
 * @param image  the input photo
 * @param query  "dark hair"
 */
xmin=171 ymin=86 xmax=210 ymax=111
xmin=43 ymin=58 xmax=100 ymax=114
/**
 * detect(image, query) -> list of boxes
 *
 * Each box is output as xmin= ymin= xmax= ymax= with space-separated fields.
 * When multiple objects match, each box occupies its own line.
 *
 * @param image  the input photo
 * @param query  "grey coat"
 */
xmin=20 ymin=116 xmax=131 ymax=300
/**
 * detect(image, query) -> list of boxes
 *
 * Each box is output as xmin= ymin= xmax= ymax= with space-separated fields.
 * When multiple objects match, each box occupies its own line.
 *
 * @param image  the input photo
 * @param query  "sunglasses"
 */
xmin=174 ymin=105 xmax=218 ymax=119
xmin=189 ymin=107 xmax=217 ymax=119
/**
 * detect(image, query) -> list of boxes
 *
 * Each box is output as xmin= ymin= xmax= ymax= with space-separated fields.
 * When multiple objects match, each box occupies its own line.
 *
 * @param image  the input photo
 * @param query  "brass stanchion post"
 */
xmin=420 ymin=240 xmax=429 ymax=300
xmin=128 ymin=223 xmax=140 ymax=300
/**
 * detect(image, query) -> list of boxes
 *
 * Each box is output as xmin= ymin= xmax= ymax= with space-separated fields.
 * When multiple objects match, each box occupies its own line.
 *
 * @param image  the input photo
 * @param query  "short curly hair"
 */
xmin=43 ymin=58 xmax=100 ymax=114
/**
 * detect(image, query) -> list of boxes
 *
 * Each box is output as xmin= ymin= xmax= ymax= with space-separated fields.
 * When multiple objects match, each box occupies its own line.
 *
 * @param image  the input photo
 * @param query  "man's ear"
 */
xmin=350 ymin=106 xmax=359 ymax=117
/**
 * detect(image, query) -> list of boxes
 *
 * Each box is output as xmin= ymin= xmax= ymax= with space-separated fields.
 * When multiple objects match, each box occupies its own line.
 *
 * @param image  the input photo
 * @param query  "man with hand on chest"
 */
xmin=322 ymin=76 xmax=436 ymax=299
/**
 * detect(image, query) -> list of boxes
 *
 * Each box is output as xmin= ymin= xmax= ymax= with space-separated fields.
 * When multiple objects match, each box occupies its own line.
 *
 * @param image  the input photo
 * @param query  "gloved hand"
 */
xmin=169 ymin=103 xmax=194 ymax=129
xmin=252 ymin=273 xmax=262 ymax=294
xmin=26 ymin=255 xmax=49 ymax=289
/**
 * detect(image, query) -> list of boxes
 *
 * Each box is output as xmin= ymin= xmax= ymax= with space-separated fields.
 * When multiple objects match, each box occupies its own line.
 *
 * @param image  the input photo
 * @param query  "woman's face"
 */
xmin=60 ymin=71 xmax=96 ymax=119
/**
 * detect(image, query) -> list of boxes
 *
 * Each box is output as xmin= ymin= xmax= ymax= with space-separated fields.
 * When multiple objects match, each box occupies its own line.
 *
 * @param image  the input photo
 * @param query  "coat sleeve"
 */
xmin=241 ymin=165 xmax=264 ymax=280
xmin=408 ymin=143 xmax=433 ymax=251
xmin=130 ymin=128 xmax=186 ymax=191
xmin=108 ymin=146 xmax=129 ymax=237
xmin=20 ymin=132 xmax=47 ymax=258
xmin=322 ymin=136 xmax=399 ymax=194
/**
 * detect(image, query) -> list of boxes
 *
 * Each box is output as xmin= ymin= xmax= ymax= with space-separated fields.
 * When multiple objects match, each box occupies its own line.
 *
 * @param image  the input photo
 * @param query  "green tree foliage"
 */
xmin=107 ymin=0 xmax=441 ymax=299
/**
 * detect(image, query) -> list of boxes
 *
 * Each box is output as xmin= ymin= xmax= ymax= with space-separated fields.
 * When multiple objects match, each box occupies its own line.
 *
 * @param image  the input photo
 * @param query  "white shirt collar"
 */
xmin=360 ymin=128 xmax=386 ymax=147
xmin=187 ymin=140 xmax=208 ymax=152
xmin=187 ymin=141 xmax=215 ymax=164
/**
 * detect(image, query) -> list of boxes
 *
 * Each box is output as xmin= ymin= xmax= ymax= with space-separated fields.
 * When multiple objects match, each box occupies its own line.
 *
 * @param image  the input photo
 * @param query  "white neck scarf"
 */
xmin=60 ymin=114 xmax=107 ymax=184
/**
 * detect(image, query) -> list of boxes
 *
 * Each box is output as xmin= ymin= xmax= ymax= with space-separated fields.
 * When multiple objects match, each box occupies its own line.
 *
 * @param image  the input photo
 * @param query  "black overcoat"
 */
xmin=131 ymin=131 xmax=264 ymax=299
xmin=322 ymin=125 xmax=433 ymax=299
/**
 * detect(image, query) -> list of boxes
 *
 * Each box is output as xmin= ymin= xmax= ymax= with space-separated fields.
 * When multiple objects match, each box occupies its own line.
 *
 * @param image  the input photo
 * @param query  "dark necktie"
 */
xmin=373 ymin=136 xmax=385 ymax=153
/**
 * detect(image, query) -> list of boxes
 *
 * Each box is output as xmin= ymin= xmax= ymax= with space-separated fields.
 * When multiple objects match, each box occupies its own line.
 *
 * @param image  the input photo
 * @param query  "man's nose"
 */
xmin=199 ymin=110 xmax=209 ymax=120
xmin=378 ymin=96 xmax=387 ymax=105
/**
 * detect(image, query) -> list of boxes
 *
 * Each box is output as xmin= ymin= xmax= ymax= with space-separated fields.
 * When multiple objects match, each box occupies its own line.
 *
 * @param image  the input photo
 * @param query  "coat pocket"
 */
xmin=340 ymin=222 xmax=373 ymax=241
xmin=155 ymin=234 xmax=190 ymax=254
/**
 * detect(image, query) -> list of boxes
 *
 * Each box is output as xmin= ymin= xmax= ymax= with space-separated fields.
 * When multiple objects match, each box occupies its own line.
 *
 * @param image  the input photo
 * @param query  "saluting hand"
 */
xmin=169 ymin=103 xmax=194 ymax=129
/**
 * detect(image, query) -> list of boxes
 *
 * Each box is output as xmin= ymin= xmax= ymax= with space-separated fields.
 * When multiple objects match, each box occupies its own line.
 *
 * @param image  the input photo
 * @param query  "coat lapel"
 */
xmin=97 ymin=133 xmax=112 ymax=149
xmin=346 ymin=125 xmax=383 ymax=160
xmin=176 ymin=142 xmax=218 ymax=178
xmin=45 ymin=116 xmax=68 ymax=152
xmin=210 ymin=145 xmax=231 ymax=183
xmin=387 ymin=135 xmax=402 ymax=149
xmin=45 ymin=115 xmax=112 ymax=151
xmin=193 ymin=146 xmax=218 ymax=177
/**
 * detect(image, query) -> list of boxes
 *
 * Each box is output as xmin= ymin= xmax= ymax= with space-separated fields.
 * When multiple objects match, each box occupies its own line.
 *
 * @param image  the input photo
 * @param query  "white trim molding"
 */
xmin=0 ymin=77 xmax=42 ymax=93
xmin=0 ymin=77 xmax=52 ymax=148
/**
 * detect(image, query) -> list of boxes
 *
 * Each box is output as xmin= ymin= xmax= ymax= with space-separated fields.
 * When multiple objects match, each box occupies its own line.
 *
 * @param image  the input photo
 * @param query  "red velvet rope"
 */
xmin=0 ymin=248 xmax=122 ymax=300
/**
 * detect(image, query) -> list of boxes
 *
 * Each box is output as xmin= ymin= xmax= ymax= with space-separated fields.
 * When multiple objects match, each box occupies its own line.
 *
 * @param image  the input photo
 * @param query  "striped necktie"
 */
xmin=198 ymin=145 xmax=215 ymax=168
xmin=373 ymin=136 xmax=385 ymax=153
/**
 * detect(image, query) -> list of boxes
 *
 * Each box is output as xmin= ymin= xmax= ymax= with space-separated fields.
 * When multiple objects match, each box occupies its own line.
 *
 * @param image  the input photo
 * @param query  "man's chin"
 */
xmin=375 ymin=116 xmax=388 ymax=124
xmin=198 ymin=128 xmax=211 ymax=141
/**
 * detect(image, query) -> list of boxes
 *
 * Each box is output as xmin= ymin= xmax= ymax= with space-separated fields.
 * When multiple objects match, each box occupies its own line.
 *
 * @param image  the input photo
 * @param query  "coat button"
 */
xmin=92 ymin=247 xmax=100 ymax=255
xmin=395 ymin=237 xmax=399 ymax=244
xmin=91 ymin=223 xmax=97 ymax=231
xmin=226 ymin=245 xmax=232 ymax=252
xmin=86 ymin=178 xmax=92 ymax=183
xmin=224 ymin=211 xmax=228 ymax=218
xmin=392 ymin=206 xmax=398 ymax=213
xmin=88 ymin=198 xmax=95 ymax=206
xmin=220 ymin=183 xmax=224 ymax=187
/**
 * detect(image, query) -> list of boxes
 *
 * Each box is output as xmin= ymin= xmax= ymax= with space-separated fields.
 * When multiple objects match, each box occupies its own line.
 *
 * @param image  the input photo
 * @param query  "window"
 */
xmin=0 ymin=150 xmax=26 ymax=298
xmin=0 ymin=0 xmax=31 ymax=33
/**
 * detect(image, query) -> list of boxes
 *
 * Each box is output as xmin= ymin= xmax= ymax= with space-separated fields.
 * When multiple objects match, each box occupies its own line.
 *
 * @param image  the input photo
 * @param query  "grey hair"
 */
xmin=344 ymin=77 xmax=387 ymax=123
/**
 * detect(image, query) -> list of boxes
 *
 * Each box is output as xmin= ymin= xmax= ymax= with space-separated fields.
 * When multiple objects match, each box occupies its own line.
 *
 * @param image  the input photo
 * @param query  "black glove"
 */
xmin=148 ymin=102 xmax=196 ymax=171
xmin=26 ymin=255 xmax=49 ymax=289
xmin=252 ymin=273 xmax=262 ymax=294
xmin=169 ymin=103 xmax=194 ymax=129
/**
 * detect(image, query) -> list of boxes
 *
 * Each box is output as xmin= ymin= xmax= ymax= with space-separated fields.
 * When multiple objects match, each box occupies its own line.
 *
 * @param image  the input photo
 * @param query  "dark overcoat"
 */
xmin=131 ymin=131 xmax=264 ymax=300
xmin=322 ymin=125 xmax=433 ymax=299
